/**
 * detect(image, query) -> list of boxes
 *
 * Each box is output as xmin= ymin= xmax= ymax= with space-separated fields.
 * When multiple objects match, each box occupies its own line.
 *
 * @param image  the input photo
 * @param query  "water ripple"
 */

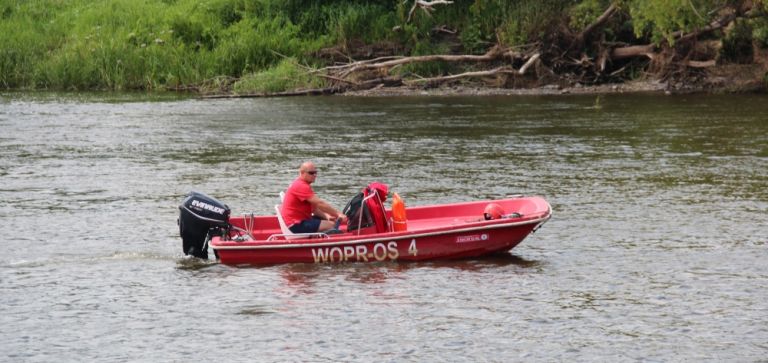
xmin=1 ymin=92 xmax=767 ymax=361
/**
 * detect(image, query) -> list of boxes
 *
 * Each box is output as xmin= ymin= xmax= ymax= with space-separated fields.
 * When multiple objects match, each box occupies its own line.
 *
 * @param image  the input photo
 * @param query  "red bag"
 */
xmin=363 ymin=182 xmax=389 ymax=233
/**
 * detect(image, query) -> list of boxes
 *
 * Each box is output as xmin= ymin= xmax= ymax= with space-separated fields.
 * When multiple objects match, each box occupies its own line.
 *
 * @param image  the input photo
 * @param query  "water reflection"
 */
xmin=272 ymin=253 xmax=541 ymax=295
xmin=416 ymin=253 xmax=541 ymax=270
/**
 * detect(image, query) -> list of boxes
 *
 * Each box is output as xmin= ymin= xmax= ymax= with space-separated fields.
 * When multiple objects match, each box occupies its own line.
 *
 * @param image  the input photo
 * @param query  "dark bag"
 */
xmin=342 ymin=182 xmax=390 ymax=233
xmin=343 ymin=192 xmax=373 ymax=231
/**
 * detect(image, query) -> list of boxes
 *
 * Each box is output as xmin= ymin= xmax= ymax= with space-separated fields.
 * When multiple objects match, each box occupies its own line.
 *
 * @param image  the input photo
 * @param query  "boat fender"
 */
xmin=392 ymin=193 xmax=407 ymax=232
xmin=483 ymin=203 xmax=505 ymax=220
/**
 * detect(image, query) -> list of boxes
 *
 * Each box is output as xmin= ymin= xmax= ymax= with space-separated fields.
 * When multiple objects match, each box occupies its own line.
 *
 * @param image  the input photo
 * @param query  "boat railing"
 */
xmin=230 ymin=213 xmax=256 ymax=241
xmin=354 ymin=190 xmax=392 ymax=235
xmin=266 ymin=232 xmax=331 ymax=242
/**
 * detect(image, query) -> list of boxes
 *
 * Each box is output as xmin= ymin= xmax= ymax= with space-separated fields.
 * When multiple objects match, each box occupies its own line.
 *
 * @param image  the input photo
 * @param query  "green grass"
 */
xmin=1 ymin=0 xmax=582 ymax=91
xmin=2 ymin=0 xmax=766 ymax=92
xmin=0 ymin=0 xmax=338 ymax=91
xmin=232 ymin=57 xmax=324 ymax=94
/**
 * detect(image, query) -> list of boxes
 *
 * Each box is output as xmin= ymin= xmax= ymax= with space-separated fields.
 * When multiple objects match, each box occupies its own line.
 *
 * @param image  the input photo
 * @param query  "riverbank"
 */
xmin=206 ymin=62 xmax=765 ymax=98
xmin=342 ymin=80 xmax=667 ymax=97
xmin=4 ymin=1 xmax=767 ymax=95
xmin=344 ymin=80 xmax=766 ymax=98
xmin=340 ymin=61 xmax=768 ymax=97
xmin=341 ymin=60 xmax=768 ymax=96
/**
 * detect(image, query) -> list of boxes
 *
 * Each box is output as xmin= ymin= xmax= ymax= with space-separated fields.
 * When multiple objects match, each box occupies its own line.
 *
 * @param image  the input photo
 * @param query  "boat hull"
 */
xmin=211 ymin=196 xmax=550 ymax=265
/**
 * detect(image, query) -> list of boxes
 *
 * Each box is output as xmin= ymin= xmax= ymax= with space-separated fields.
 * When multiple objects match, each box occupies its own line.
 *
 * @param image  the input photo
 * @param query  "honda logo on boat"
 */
xmin=191 ymin=200 xmax=226 ymax=215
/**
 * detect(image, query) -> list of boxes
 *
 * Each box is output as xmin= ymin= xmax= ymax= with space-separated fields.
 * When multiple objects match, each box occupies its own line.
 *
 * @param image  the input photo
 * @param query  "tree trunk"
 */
xmin=611 ymin=44 xmax=656 ymax=60
xmin=576 ymin=4 xmax=619 ymax=45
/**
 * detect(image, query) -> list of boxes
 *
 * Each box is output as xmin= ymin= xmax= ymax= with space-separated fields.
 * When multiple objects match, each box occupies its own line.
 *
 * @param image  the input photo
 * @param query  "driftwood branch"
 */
xmin=518 ymin=53 xmax=541 ymax=75
xmin=404 ymin=52 xmax=540 ymax=85
xmin=611 ymin=44 xmax=656 ymax=60
xmin=331 ymin=46 xmax=511 ymax=77
xmin=577 ymin=3 xmax=619 ymax=43
xmin=684 ymin=59 xmax=717 ymax=68
xmin=406 ymin=67 xmax=516 ymax=84
xmin=321 ymin=56 xmax=403 ymax=71
xmin=406 ymin=0 xmax=454 ymax=23
xmin=597 ymin=48 xmax=610 ymax=72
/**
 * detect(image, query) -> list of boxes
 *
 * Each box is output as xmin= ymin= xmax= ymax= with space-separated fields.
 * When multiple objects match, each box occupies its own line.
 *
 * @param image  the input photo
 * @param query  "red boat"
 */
xmin=178 ymin=189 xmax=551 ymax=265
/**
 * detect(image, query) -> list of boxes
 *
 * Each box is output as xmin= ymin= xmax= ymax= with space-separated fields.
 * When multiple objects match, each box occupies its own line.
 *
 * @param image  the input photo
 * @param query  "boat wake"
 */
xmin=2 ymin=251 xmax=179 ymax=269
xmin=175 ymin=255 xmax=219 ymax=271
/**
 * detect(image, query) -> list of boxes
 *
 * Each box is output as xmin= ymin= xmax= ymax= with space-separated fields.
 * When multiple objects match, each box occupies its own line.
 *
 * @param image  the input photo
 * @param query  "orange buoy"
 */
xmin=392 ymin=192 xmax=407 ymax=232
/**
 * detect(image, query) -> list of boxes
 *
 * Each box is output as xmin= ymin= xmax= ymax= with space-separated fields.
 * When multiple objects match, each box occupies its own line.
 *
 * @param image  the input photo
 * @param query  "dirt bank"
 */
xmin=201 ymin=61 xmax=767 ymax=99
xmin=342 ymin=64 xmax=767 ymax=97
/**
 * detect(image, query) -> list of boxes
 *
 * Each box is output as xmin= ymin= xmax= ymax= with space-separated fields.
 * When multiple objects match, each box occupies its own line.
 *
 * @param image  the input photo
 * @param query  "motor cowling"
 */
xmin=178 ymin=191 xmax=230 ymax=259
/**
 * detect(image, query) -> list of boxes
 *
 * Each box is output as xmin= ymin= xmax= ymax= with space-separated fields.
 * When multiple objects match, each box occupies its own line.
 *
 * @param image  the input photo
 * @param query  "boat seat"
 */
xmin=272 ymin=198 xmax=339 ymax=241
xmin=275 ymin=204 xmax=301 ymax=240
xmin=273 ymin=204 xmax=330 ymax=241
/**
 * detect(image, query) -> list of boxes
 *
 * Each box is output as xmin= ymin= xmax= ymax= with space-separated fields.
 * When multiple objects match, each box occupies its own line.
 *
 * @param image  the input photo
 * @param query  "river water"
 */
xmin=1 ymin=92 xmax=766 ymax=362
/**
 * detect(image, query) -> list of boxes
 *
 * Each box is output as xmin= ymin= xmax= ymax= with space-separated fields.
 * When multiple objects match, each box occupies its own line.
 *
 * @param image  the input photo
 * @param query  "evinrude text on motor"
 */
xmin=178 ymin=191 xmax=230 ymax=259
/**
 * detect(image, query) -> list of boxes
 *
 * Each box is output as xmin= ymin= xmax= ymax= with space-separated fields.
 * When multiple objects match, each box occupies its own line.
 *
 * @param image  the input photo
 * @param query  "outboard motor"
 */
xmin=178 ymin=191 xmax=230 ymax=259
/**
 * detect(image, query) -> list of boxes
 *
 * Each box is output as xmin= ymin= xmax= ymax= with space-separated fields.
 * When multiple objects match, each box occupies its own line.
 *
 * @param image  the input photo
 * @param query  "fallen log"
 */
xmin=611 ymin=44 xmax=656 ymax=60
xmin=331 ymin=46 xmax=511 ymax=77
xmin=518 ymin=53 xmax=541 ymax=75
xmin=684 ymin=59 xmax=717 ymax=68
xmin=405 ymin=67 xmax=516 ymax=85
xmin=404 ymin=53 xmax=540 ymax=85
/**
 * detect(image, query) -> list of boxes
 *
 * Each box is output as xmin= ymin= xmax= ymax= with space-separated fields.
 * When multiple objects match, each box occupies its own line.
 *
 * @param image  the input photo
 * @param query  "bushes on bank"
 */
xmin=0 ymin=0 xmax=333 ymax=90
xmin=1 ymin=0 xmax=767 ymax=92
xmin=232 ymin=57 xmax=324 ymax=93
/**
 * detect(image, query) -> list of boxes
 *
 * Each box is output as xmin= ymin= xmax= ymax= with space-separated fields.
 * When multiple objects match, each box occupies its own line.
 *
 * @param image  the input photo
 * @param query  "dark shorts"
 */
xmin=289 ymin=217 xmax=321 ymax=234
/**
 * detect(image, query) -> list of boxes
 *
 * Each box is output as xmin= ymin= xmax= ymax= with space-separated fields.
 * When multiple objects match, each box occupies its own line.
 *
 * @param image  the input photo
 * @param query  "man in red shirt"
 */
xmin=281 ymin=161 xmax=347 ymax=233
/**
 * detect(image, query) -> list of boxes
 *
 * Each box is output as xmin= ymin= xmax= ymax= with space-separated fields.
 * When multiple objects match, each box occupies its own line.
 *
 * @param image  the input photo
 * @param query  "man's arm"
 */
xmin=307 ymin=195 xmax=346 ymax=221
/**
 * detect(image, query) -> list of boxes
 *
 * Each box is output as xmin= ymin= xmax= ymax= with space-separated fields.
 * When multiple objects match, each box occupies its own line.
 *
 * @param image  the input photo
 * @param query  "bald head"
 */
xmin=299 ymin=161 xmax=315 ymax=172
xmin=299 ymin=161 xmax=318 ymax=183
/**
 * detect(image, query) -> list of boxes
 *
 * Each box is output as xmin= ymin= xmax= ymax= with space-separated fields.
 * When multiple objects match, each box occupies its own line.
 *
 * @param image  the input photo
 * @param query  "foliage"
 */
xmin=232 ymin=57 xmax=324 ymax=93
xmin=751 ymin=15 xmax=768 ymax=47
xmin=461 ymin=0 xmax=572 ymax=51
xmin=0 ymin=0 xmax=333 ymax=90
xmin=570 ymin=0 xmax=612 ymax=30
xmin=626 ymin=0 xmax=724 ymax=44
xmin=722 ymin=19 xmax=754 ymax=63
xmin=0 ymin=0 xmax=766 ymax=91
